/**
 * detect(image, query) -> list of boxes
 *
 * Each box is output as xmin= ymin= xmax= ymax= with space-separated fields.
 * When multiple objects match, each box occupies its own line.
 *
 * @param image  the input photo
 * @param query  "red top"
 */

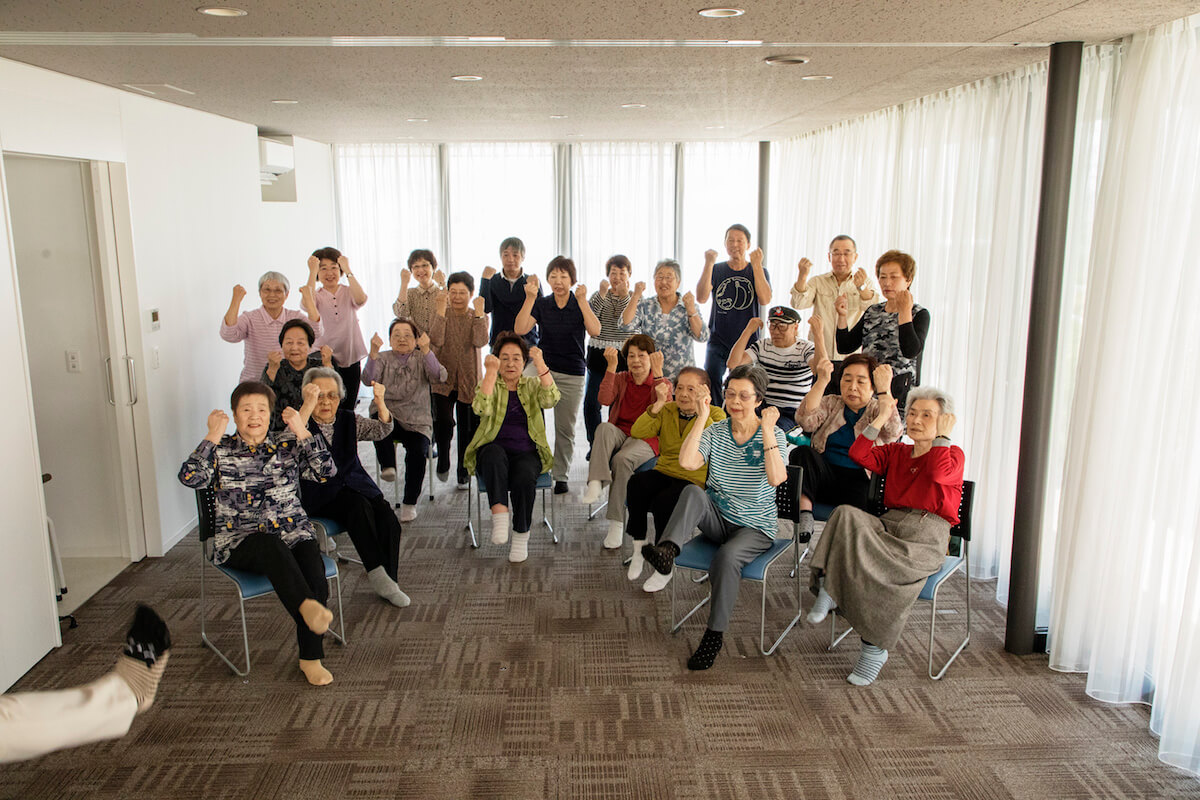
xmin=850 ymin=436 xmax=965 ymax=524
xmin=598 ymin=371 xmax=673 ymax=452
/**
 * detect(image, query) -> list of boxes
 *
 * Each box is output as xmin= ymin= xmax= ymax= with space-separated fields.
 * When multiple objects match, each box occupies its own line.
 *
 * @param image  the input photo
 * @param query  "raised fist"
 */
xmin=483 ymin=353 xmax=500 ymax=372
xmin=370 ymin=332 xmax=383 ymax=353
xmin=482 ymin=266 xmax=497 ymax=280
xmin=749 ymin=247 xmax=764 ymax=269
xmin=760 ymin=405 xmax=780 ymax=430
xmin=528 ymin=346 xmax=546 ymax=367
xmin=266 ymin=350 xmax=283 ymax=368
xmin=746 ymin=317 xmax=764 ymax=333
xmin=319 ymin=345 xmax=333 ymax=366
xmin=695 ymin=387 xmax=711 ymax=419
xmin=936 ymin=412 xmax=957 ymax=438
xmin=574 ymin=284 xmax=588 ymax=303
xmin=797 ymin=257 xmax=812 ymax=281
xmin=648 ymin=351 xmax=665 ymax=374
xmin=301 ymin=381 xmax=321 ymax=406
xmin=598 ymin=279 xmax=610 ymax=297
xmin=435 ymin=290 xmax=448 ymax=314
xmin=815 ymin=357 xmax=834 ymax=382
xmin=834 ymin=294 xmax=849 ymax=318
xmin=633 ymin=281 xmax=646 ymax=296
xmin=808 ymin=315 xmax=824 ymax=338
xmin=373 ymin=381 xmax=387 ymax=402
xmin=603 ymin=347 xmax=619 ymax=368
xmin=298 ymin=285 xmax=313 ymax=302
xmin=400 ymin=268 xmax=411 ymax=286
xmin=853 ymin=267 xmax=868 ymax=289
xmin=704 ymin=249 xmax=718 ymax=267
xmin=682 ymin=291 xmax=696 ymax=311
xmin=433 ymin=268 xmax=445 ymax=287
xmin=307 ymin=255 xmax=319 ymax=273
xmin=473 ymin=296 xmax=486 ymax=315
xmin=232 ymin=284 xmax=248 ymax=303
xmin=281 ymin=406 xmax=304 ymax=435
xmin=338 ymin=255 xmax=350 ymax=275
xmin=416 ymin=332 xmax=431 ymax=352
xmin=873 ymin=363 xmax=894 ymax=394
xmin=895 ymin=289 xmax=914 ymax=315
xmin=206 ymin=409 xmax=229 ymax=437
xmin=524 ymin=275 xmax=540 ymax=297
xmin=654 ymin=380 xmax=671 ymax=404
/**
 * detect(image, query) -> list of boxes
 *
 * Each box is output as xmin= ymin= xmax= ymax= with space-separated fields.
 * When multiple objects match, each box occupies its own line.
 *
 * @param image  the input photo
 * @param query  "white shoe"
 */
xmin=603 ymin=521 xmax=624 ymax=550
xmin=627 ymin=543 xmax=646 ymax=580
xmin=399 ymin=504 xmax=418 ymax=523
xmin=579 ymin=480 xmax=603 ymax=505
xmin=490 ymin=512 xmax=510 ymax=545
xmin=509 ymin=531 xmax=530 ymax=563
xmin=380 ymin=467 xmax=396 ymax=482
xmin=643 ymin=569 xmax=673 ymax=593
xmin=456 ymin=478 xmax=470 ymax=491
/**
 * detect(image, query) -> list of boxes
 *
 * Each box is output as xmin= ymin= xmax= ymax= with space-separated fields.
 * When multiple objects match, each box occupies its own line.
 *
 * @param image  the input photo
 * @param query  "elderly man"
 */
xmin=727 ymin=305 xmax=817 ymax=430
xmin=790 ymin=236 xmax=879 ymax=385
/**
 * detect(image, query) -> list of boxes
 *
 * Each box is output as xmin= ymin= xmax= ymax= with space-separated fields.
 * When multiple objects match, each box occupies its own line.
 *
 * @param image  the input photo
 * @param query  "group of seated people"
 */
xmin=195 ymin=226 xmax=959 ymax=687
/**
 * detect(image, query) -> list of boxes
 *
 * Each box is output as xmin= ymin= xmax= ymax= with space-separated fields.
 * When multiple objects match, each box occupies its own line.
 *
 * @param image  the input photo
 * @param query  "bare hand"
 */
xmin=895 ymin=289 xmax=914 ymax=315
xmin=682 ymin=291 xmax=696 ymax=312
xmin=633 ymin=281 xmax=646 ymax=296
xmin=936 ymin=412 xmax=957 ymax=438
xmin=483 ymin=353 xmax=500 ymax=372
xmin=529 ymin=346 xmax=546 ymax=369
xmin=704 ymin=249 xmax=718 ymax=267
xmin=815 ymin=357 xmax=834 ymax=382
xmin=435 ymin=290 xmax=448 ymax=315
xmin=797 ymin=257 xmax=812 ymax=282
xmin=338 ymin=255 xmax=350 ymax=276
xmin=370 ymin=332 xmax=383 ymax=353
xmin=400 ymin=268 xmax=411 ymax=287
xmin=875 ymin=393 xmax=898 ymax=420
xmin=648 ymin=351 xmax=664 ymax=375
xmin=574 ymin=284 xmax=588 ymax=304
xmin=267 ymin=350 xmax=282 ymax=368
xmin=206 ymin=409 xmax=229 ymax=437
xmin=482 ymin=266 xmax=497 ymax=280
xmin=695 ymin=387 xmax=711 ymax=420
xmin=761 ymin=406 xmax=780 ymax=430
xmin=853 ymin=267 xmax=868 ymax=289
xmin=873 ymin=363 xmax=894 ymax=394
xmin=524 ymin=275 xmax=540 ymax=297
xmin=834 ymin=294 xmax=848 ymax=319
xmin=232 ymin=284 xmax=247 ymax=304
xmin=654 ymin=380 xmax=670 ymax=405
xmin=809 ymin=315 xmax=824 ymax=339
xmin=298 ymin=285 xmax=313 ymax=303
xmin=746 ymin=317 xmax=764 ymax=334
xmin=603 ymin=347 xmax=619 ymax=369
xmin=433 ymin=268 xmax=445 ymax=287
xmin=373 ymin=381 xmax=386 ymax=403
xmin=320 ymin=345 xmax=333 ymax=366
xmin=307 ymin=255 xmax=319 ymax=274
xmin=599 ymin=279 xmax=610 ymax=296
xmin=749 ymin=247 xmax=764 ymax=269
xmin=417 ymin=332 xmax=431 ymax=353
xmin=281 ymin=406 xmax=306 ymax=436
xmin=301 ymin=381 xmax=321 ymax=407
xmin=473 ymin=296 xmax=486 ymax=316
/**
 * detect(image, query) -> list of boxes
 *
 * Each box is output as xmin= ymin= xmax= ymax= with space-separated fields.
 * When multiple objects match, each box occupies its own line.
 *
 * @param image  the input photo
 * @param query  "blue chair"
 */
xmin=589 ymin=455 xmax=658 ymax=520
xmin=195 ymin=489 xmax=346 ymax=677
xmin=464 ymin=471 xmax=559 ymax=549
xmin=829 ymin=479 xmax=976 ymax=680
xmin=669 ymin=465 xmax=808 ymax=656
xmin=310 ymin=516 xmax=361 ymax=566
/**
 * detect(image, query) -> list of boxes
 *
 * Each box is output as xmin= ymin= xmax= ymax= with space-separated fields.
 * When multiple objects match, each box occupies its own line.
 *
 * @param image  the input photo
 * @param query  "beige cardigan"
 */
xmin=796 ymin=395 xmax=902 ymax=452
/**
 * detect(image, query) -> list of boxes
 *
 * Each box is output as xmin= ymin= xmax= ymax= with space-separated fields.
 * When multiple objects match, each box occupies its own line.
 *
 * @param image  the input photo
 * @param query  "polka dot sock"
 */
xmin=642 ymin=541 xmax=680 ymax=575
xmin=687 ymin=628 xmax=724 ymax=671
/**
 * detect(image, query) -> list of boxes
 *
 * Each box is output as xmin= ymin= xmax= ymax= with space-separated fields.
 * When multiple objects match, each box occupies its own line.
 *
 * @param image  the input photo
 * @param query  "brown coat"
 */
xmin=429 ymin=310 xmax=489 ymax=399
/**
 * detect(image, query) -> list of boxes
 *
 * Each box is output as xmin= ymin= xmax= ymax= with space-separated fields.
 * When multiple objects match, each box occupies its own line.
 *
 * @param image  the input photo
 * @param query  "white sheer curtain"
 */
xmin=446 ymin=142 xmax=556 ymax=276
xmin=1049 ymin=14 xmax=1200 ymax=776
xmin=333 ymin=143 xmax=441 ymax=340
xmin=679 ymin=142 xmax=760 ymax=289
xmin=570 ymin=142 xmax=675 ymax=289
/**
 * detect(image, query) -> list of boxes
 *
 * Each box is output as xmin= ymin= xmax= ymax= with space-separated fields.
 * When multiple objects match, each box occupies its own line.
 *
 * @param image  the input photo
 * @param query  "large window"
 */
xmin=679 ymin=142 xmax=760 ymax=295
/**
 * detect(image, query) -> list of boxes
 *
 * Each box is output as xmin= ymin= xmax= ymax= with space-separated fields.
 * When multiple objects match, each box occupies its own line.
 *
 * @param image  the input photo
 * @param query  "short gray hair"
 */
xmin=654 ymin=258 xmax=682 ymax=283
xmin=302 ymin=366 xmax=345 ymax=400
xmin=725 ymin=364 xmax=768 ymax=402
xmin=905 ymin=385 xmax=954 ymax=416
xmin=258 ymin=270 xmax=291 ymax=293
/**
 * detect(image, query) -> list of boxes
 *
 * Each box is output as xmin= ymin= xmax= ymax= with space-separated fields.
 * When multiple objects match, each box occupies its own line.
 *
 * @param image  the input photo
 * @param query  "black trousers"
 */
xmin=373 ymin=421 xmax=430 ymax=505
xmin=334 ymin=361 xmax=361 ymax=410
xmin=475 ymin=442 xmax=541 ymax=533
xmin=224 ymin=534 xmax=328 ymax=660
xmin=433 ymin=391 xmax=479 ymax=483
xmin=788 ymin=445 xmax=872 ymax=510
xmin=584 ymin=346 xmax=627 ymax=447
xmin=625 ymin=470 xmax=692 ymax=543
xmin=305 ymin=488 xmax=401 ymax=580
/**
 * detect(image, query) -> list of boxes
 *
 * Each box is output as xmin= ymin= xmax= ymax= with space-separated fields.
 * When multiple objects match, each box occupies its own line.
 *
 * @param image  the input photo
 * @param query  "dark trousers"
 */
xmin=224 ymin=534 xmax=328 ymax=660
xmin=704 ymin=343 xmax=731 ymax=399
xmin=373 ymin=421 xmax=429 ymax=505
xmin=334 ymin=361 xmax=361 ymax=410
xmin=584 ymin=346 xmax=627 ymax=446
xmin=475 ymin=442 xmax=541 ymax=533
xmin=433 ymin=391 xmax=478 ymax=483
xmin=788 ymin=445 xmax=872 ymax=510
xmin=625 ymin=470 xmax=692 ymax=543
xmin=305 ymin=488 xmax=401 ymax=580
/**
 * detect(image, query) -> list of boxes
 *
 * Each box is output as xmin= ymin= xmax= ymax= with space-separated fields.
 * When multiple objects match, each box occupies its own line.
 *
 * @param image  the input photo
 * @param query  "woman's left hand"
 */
xmin=648 ymin=351 xmax=664 ymax=376
xmin=301 ymin=381 xmax=321 ymax=407
xmin=337 ymin=255 xmax=351 ymax=276
xmin=373 ymin=381 xmax=387 ymax=403
xmin=761 ymin=405 xmax=780 ymax=431
xmin=529 ymin=346 xmax=547 ymax=370
xmin=895 ymin=289 xmax=914 ymax=316
xmin=417 ymin=332 xmax=431 ymax=353
xmin=936 ymin=413 xmax=957 ymax=438
xmin=575 ymin=284 xmax=588 ymax=304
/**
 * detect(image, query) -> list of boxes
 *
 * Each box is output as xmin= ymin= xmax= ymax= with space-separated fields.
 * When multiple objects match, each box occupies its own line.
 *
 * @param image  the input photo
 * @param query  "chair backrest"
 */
xmin=774 ymin=464 xmax=803 ymax=523
xmin=951 ymin=480 xmax=975 ymax=542
xmin=195 ymin=488 xmax=218 ymax=543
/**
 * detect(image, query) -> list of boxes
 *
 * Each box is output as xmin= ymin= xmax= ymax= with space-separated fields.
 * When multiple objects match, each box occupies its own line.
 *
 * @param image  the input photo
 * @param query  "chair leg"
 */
xmin=464 ymin=476 xmax=480 ymax=548
xmin=928 ymin=555 xmax=970 ymax=680
xmin=427 ymin=452 xmax=435 ymax=502
xmin=326 ymin=571 xmax=347 ymax=646
xmin=543 ymin=486 xmax=557 ymax=543
xmin=588 ymin=499 xmax=609 ymax=520
xmin=829 ymin=610 xmax=854 ymax=650
xmin=759 ymin=543 xmax=804 ymax=656
xmin=670 ymin=567 xmax=712 ymax=634
xmin=199 ymin=551 xmax=253 ymax=678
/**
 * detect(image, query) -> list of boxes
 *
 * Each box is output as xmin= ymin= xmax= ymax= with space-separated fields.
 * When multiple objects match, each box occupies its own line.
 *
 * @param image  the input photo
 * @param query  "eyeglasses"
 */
xmin=723 ymin=390 xmax=757 ymax=403
xmin=768 ymin=320 xmax=794 ymax=329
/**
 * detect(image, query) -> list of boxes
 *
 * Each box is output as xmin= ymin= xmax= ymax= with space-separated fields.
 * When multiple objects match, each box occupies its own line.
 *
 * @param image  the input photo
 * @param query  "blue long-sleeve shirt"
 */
xmin=480 ymin=272 xmax=541 ymax=347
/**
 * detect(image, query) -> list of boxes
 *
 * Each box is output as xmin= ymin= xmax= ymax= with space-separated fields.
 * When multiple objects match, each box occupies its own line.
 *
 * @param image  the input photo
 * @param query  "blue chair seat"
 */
xmin=215 ymin=555 xmax=339 ymax=601
xmin=675 ymin=536 xmax=794 ymax=581
xmin=811 ymin=502 xmax=838 ymax=521
xmin=635 ymin=456 xmax=658 ymax=473
xmin=919 ymin=554 xmax=964 ymax=601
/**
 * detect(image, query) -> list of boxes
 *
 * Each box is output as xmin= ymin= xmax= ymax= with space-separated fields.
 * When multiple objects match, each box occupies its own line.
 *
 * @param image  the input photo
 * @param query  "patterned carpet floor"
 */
xmin=3 ymin=446 xmax=1197 ymax=799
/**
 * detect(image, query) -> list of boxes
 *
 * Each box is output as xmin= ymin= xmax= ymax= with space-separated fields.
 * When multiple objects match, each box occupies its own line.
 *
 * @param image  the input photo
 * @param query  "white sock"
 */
xmin=509 ymin=531 xmax=530 ymax=562
xmin=490 ymin=511 xmax=510 ymax=545
xmin=627 ymin=540 xmax=646 ymax=580
xmin=806 ymin=587 xmax=836 ymax=625
xmin=603 ymin=520 xmax=624 ymax=549
xmin=367 ymin=566 xmax=411 ymax=607
xmin=643 ymin=568 xmax=673 ymax=593
xmin=847 ymin=643 xmax=889 ymax=686
xmin=580 ymin=480 xmax=603 ymax=505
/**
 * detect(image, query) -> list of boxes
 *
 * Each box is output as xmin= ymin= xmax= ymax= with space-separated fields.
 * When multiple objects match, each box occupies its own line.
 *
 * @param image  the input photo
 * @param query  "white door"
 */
xmin=4 ymin=154 xmax=146 ymax=591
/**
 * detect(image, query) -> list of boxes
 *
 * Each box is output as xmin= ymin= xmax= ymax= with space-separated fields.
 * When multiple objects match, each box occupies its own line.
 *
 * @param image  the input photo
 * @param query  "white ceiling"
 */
xmin=0 ymin=1 xmax=1197 ymax=143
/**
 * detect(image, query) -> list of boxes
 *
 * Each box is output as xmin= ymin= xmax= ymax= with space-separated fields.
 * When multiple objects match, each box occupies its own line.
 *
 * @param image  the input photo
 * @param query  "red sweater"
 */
xmin=850 ymin=436 xmax=965 ymax=524
xmin=598 ymin=371 xmax=673 ymax=451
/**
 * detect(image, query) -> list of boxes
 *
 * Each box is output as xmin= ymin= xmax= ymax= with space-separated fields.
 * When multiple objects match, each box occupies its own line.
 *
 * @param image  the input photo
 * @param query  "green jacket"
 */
xmin=464 ymin=376 xmax=561 ymax=475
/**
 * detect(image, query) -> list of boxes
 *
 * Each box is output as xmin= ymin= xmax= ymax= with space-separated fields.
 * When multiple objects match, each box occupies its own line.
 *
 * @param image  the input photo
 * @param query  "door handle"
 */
xmin=104 ymin=357 xmax=116 ymax=406
xmin=123 ymin=355 xmax=138 ymax=406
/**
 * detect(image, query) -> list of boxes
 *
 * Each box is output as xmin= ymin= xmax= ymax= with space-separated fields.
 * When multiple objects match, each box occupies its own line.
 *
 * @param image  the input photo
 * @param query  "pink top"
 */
xmin=220 ymin=306 xmax=323 ymax=383
xmin=312 ymin=284 xmax=368 ymax=366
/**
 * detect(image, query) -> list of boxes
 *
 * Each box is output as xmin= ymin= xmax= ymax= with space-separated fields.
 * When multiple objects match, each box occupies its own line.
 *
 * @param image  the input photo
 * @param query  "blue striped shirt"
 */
xmin=699 ymin=419 xmax=787 ymax=538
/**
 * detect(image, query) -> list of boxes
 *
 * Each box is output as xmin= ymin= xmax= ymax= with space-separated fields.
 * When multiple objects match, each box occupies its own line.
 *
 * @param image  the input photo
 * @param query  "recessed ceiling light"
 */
xmin=764 ymin=54 xmax=811 ymax=66
xmin=726 ymin=40 xmax=762 ymax=45
xmin=406 ymin=118 xmax=429 ymax=122
xmin=196 ymin=6 xmax=247 ymax=16
xmin=270 ymin=99 xmax=299 ymax=104
xmin=550 ymin=114 xmax=568 ymax=119
xmin=800 ymin=75 xmax=833 ymax=81
xmin=621 ymin=103 xmax=647 ymax=109
xmin=705 ymin=125 xmax=725 ymax=130
xmin=699 ymin=7 xmax=745 ymax=17
xmin=451 ymin=75 xmax=483 ymax=81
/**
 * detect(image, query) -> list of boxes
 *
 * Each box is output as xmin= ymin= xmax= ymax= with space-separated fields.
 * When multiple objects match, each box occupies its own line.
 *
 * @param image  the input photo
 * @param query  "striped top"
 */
xmin=220 ymin=306 xmax=324 ymax=384
xmin=699 ymin=419 xmax=787 ymax=538
xmin=588 ymin=291 xmax=634 ymax=350
xmin=747 ymin=338 xmax=816 ymax=411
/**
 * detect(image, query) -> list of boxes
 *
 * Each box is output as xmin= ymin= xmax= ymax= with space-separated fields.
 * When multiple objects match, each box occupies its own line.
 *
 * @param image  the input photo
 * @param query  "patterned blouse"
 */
xmin=620 ymin=293 xmax=709 ymax=382
xmin=178 ymin=431 xmax=335 ymax=565
xmin=429 ymin=310 xmax=489 ymax=399
xmin=362 ymin=350 xmax=448 ymax=440
xmin=393 ymin=283 xmax=440 ymax=334
xmin=836 ymin=302 xmax=930 ymax=379
xmin=589 ymin=291 xmax=634 ymax=350
xmin=262 ymin=353 xmax=324 ymax=430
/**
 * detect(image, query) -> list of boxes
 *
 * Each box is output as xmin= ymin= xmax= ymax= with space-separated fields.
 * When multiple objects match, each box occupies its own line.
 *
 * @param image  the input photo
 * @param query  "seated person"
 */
xmin=640 ymin=365 xmax=788 ymax=670
xmin=624 ymin=367 xmax=726 ymax=581
xmin=464 ymin=334 xmax=560 ymax=563
xmin=806 ymin=386 xmax=963 ymax=686
xmin=580 ymin=334 xmax=673 ymax=550
xmin=262 ymin=318 xmax=332 ymax=430
xmin=362 ymin=318 xmax=448 ymax=523
xmin=299 ymin=367 xmax=410 ymax=608
xmin=726 ymin=306 xmax=817 ymax=430
xmin=178 ymin=380 xmax=338 ymax=686
xmin=788 ymin=353 xmax=902 ymax=543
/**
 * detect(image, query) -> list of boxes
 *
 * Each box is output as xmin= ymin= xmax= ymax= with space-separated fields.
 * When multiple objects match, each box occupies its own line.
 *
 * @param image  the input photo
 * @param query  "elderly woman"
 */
xmin=620 ymin=258 xmax=708 ymax=381
xmin=362 ymin=318 xmax=448 ymax=523
xmin=305 ymin=247 xmax=368 ymax=409
xmin=393 ymin=248 xmax=445 ymax=334
xmin=584 ymin=255 xmax=636 ymax=448
xmin=178 ymin=380 xmax=337 ymax=686
xmin=835 ymin=249 xmax=930 ymax=408
xmin=624 ymin=367 xmax=726 ymax=581
xmin=788 ymin=349 xmax=902 ymax=542
xmin=514 ymin=256 xmax=601 ymax=495
xmin=580 ymin=334 xmax=673 ymax=549
xmin=429 ymin=271 xmax=489 ymax=489
xmin=806 ymin=386 xmax=963 ymax=686
xmin=641 ymin=365 xmax=788 ymax=670
xmin=299 ymin=368 xmax=409 ymax=608
xmin=263 ymin=319 xmax=332 ymax=429
xmin=464 ymin=333 xmax=560 ymax=563
xmin=221 ymin=271 xmax=321 ymax=383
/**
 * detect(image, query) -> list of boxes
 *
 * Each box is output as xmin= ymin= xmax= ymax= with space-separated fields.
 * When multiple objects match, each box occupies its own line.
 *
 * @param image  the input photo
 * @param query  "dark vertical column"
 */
xmin=1006 ymin=41 xmax=1083 ymax=655
xmin=757 ymin=141 xmax=770 ymax=252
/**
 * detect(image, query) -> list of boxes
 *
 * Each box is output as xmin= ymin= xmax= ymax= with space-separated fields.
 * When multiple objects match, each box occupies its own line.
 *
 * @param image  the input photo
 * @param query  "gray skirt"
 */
xmin=810 ymin=506 xmax=950 ymax=650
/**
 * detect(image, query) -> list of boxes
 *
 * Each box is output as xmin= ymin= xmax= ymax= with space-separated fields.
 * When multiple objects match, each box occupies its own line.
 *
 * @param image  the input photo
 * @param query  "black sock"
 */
xmin=687 ymin=628 xmax=724 ymax=670
xmin=124 ymin=605 xmax=171 ymax=668
xmin=797 ymin=510 xmax=815 ymax=543
xmin=641 ymin=541 xmax=680 ymax=575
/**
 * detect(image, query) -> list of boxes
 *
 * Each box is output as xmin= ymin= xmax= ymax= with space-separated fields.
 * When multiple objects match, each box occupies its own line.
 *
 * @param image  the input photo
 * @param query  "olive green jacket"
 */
xmin=464 ymin=376 xmax=560 ymax=475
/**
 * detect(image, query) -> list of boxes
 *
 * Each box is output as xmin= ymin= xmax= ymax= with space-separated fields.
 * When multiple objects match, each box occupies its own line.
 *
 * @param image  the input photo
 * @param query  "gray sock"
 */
xmin=367 ymin=566 xmax=411 ymax=607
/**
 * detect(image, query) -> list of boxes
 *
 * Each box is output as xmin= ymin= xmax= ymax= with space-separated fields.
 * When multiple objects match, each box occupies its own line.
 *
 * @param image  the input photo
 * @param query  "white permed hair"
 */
xmin=905 ymin=385 xmax=954 ymax=416
xmin=301 ymin=366 xmax=346 ymax=400
xmin=258 ymin=270 xmax=291 ymax=293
